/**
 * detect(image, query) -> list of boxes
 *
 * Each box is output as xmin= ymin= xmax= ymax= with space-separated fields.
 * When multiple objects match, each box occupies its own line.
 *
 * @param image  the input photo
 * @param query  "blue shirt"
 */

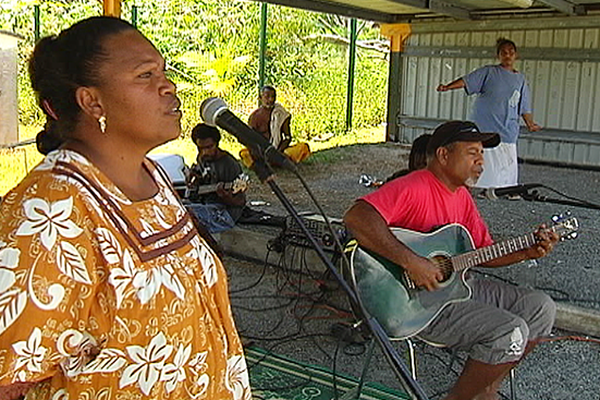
xmin=463 ymin=65 xmax=532 ymax=143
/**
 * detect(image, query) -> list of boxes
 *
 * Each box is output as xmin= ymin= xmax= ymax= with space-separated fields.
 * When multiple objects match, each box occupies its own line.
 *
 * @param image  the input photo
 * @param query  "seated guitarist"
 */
xmin=344 ymin=120 xmax=559 ymax=400
xmin=186 ymin=123 xmax=247 ymax=233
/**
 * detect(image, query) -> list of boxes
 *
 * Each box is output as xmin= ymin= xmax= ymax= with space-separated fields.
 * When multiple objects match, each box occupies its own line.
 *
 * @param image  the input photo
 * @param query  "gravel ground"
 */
xmin=227 ymin=143 xmax=600 ymax=400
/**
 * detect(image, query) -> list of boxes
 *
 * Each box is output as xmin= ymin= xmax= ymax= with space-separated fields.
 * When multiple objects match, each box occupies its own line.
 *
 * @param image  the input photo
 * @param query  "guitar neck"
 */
xmin=452 ymin=233 xmax=537 ymax=271
xmin=451 ymin=216 xmax=577 ymax=271
xmin=195 ymin=182 xmax=232 ymax=196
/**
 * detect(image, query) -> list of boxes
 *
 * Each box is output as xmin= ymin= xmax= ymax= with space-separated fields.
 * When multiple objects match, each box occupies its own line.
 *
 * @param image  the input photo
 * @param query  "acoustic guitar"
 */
xmin=346 ymin=215 xmax=579 ymax=340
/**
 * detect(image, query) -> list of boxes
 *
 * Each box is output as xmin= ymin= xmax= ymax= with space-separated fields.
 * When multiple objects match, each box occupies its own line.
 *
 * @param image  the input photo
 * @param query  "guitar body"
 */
xmin=348 ymin=224 xmax=476 ymax=340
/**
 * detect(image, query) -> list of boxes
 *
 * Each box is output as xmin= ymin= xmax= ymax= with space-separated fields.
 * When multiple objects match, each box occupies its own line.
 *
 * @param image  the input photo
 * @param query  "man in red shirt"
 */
xmin=344 ymin=121 xmax=558 ymax=400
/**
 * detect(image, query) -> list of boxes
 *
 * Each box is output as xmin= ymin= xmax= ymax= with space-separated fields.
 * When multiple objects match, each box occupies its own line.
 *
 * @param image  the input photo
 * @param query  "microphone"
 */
xmin=200 ymin=97 xmax=295 ymax=170
xmin=484 ymin=183 xmax=543 ymax=200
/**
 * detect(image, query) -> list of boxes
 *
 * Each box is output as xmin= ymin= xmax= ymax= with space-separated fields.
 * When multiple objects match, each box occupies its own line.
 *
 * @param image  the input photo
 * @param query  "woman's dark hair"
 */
xmin=496 ymin=37 xmax=517 ymax=55
xmin=384 ymin=133 xmax=432 ymax=183
xmin=191 ymin=123 xmax=221 ymax=144
xmin=408 ymin=133 xmax=431 ymax=171
xmin=29 ymin=16 xmax=136 ymax=155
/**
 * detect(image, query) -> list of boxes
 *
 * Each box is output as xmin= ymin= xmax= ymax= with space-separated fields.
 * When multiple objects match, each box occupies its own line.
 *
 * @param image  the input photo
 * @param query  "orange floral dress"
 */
xmin=0 ymin=149 xmax=251 ymax=400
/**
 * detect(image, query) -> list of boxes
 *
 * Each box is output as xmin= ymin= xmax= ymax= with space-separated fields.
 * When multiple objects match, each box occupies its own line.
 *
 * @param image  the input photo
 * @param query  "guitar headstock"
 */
xmin=551 ymin=212 xmax=579 ymax=241
xmin=231 ymin=174 xmax=250 ymax=194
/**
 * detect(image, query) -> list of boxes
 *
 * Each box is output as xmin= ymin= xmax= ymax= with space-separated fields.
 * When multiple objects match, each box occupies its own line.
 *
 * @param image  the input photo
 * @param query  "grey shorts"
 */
xmin=416 ymin=277 xmax=556 ymax=365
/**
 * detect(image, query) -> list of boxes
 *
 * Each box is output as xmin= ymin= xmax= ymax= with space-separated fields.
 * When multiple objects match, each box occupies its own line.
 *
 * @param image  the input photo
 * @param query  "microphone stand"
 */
xmin=522 ymin=190 xmax=600 ymax=210
xmin=249 ymin=156 xmax=429 ymax=400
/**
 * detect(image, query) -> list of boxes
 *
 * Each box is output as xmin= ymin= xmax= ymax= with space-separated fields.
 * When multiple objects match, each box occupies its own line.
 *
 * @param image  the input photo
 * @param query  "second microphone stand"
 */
xmin=249 ymin=157 xmax=429 ymax=400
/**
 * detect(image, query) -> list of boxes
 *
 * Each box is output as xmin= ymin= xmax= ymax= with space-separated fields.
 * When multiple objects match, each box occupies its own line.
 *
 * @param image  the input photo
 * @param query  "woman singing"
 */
xmin=0 ymin=16 xmax=250 ymax=400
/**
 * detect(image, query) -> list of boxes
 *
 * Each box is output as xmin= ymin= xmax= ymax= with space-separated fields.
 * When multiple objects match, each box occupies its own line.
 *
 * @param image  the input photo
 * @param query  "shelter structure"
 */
xmin=253 ymin=0 xmax=600 ymax=168
xmin=101 ymin=0 xmax=600 ymax=167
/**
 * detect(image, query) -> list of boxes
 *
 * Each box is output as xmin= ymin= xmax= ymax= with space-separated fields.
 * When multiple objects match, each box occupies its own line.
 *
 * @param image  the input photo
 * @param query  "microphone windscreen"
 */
xmin=200 ymin=97 xmax=229 ymax=127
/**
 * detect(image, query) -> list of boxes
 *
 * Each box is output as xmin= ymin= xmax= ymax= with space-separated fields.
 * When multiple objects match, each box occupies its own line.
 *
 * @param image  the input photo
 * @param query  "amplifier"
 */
xmin=282 ymin=213 xmax=348 ymax=252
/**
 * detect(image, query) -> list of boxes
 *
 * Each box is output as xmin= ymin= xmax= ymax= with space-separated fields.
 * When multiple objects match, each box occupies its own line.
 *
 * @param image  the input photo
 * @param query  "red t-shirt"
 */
xmin=361 ymin=169 xmax=493 ymax=248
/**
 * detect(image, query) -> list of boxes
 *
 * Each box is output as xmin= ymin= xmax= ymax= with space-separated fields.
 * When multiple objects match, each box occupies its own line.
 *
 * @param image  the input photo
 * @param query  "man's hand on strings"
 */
xmin=405 ymin=256 xmax=445 ymax=291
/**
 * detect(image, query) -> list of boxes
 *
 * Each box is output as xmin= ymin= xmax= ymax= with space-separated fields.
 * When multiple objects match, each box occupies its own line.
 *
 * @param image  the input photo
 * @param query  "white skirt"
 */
xmin=475 ymin=142 xmax=518 ymax=188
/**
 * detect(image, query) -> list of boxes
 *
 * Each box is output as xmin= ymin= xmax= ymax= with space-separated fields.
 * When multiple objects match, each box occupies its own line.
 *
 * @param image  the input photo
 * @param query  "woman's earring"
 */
xmin=98 ymin=115 xmax=107 ymax=134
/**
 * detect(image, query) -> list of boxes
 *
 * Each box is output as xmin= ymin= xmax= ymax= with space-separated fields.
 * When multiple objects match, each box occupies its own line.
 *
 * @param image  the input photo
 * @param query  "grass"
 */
xmin=0 ymin=125 xmax=385 ymax=196
xmin=0 ymin=125 xmax=45 ymax=196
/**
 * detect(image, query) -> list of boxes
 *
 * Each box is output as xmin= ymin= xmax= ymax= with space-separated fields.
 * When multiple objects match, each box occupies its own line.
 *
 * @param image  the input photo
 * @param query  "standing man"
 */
xmin=187 ymin=123 xmax=246 ymax=233
xmin=344 ymin=121 xmax=558 ymax=400
xmin=437 ymin=38 xmax=541 ymax=191
xmin=242 ymin=85 xmax=310 ymax=167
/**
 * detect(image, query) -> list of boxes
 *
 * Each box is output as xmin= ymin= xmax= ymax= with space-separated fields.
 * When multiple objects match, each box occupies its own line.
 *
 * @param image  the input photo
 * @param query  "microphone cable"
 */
xmin=529 ymin=184 xmax=600 ymax=209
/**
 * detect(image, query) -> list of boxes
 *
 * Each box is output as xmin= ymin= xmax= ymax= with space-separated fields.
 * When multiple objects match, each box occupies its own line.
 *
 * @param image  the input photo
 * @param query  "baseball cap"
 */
xmin=426 ymin=121 xmax=500 ymax=156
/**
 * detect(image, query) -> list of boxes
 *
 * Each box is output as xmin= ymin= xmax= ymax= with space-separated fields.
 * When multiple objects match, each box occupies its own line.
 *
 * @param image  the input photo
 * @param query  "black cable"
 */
xmin=237 ymin=257 xmax=327 ymax=343
xmin=229 ymin=249 xmax=271 ymax=294
xmin=291 ymin=169 xmax=352 ymax=269
xmin=231 ymin=299 xmax=296 ymax=312
xmin=244 ymin=332 xmax=360 ymax=394
xmin=246 ymin=333 xmax=332 ymax=367
xmin=537 ymin=184 xmax=600 ymax=209
xmin=232 ymin=253 xmax=298 ymax=338
xmin=227 ymin=212 xmax=374 ymax=397
xmin=241 ymin=327 xmax=306 ymax=342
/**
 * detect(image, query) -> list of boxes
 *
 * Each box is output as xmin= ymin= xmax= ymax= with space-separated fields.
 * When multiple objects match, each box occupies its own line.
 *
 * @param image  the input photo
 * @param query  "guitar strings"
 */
xmin=434 ymin=258 xmax=454 ymax=278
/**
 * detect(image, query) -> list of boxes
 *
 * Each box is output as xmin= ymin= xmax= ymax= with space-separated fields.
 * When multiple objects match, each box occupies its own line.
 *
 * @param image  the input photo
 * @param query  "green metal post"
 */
xmin=34 ymin=5 xmax=40 ymax=43
xmin=131 ymin=5 xmax=138 ymax=28
xmin=386 ymin=50 xmax=403 ymax=142
xmin=258 ymin=2 xmax=268 ymax=96
xmin=345 ymin=18 xmax=357 ymax=132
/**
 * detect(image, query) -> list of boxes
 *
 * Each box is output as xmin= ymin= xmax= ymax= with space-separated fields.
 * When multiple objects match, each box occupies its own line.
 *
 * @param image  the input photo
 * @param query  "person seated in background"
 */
xmin=361 ymin=133 xmax=430 ymax=189
xmin=187 ymin=123 xmax=247 ymax=233
xmin=241 ymin=85 xmax=310 ymax=167
xmin=187 ymin=123 xmax=286 ymax=231
xmin=384 ymin=133 xmax=431 ymax=183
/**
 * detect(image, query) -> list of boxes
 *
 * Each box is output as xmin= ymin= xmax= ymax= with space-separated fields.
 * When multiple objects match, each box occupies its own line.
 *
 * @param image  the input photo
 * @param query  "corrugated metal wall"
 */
xmin=396 ymin=23 xmax=600 ymax=167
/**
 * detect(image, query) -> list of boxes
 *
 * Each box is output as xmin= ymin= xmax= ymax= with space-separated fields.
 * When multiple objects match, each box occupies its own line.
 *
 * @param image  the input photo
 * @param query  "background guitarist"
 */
xmin=187 ymin=123 xmax=247 ymax=233
xmin=344 ymin=120 xmax=559 ymax=400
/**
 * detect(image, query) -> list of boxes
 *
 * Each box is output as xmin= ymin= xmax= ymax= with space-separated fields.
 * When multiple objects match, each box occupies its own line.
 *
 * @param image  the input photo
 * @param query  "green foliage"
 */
xmin=3 ymin=0 xmax=388 ymax=141
xmin=2 ymin=0 xmax=101 ymax=127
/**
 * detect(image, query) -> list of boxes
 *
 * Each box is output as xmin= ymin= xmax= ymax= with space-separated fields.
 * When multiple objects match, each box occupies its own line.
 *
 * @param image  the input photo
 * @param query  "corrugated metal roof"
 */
xmin=328 ymin=0 xmax=423 ymax=14
xmin=257 ymin=0 xmax=600 ymax=22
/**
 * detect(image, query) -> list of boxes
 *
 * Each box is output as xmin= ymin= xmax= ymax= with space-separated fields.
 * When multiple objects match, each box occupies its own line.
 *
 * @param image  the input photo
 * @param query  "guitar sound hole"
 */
xmin=431 ymin=255 xmax=453 ymax=283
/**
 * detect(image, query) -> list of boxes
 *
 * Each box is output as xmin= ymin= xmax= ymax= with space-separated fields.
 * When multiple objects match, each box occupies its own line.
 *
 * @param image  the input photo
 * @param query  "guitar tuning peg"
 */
xmin=551 ymin=215 xmax=560 ymax=223
xmin=569 ymin=232 xmax=578 ymax=239
xmin=565 ymin=210 xmax=572 ymax=217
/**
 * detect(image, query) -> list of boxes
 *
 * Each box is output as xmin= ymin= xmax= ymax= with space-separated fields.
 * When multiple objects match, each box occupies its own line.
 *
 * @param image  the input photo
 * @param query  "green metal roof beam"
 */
xmin=254 ymin=0 xmax=398 ymax=22
xmin=409 ymin=14 xmax=600 ymax=32
xmin=428 ymin=0 xmax=472 ymax=19
xmin=382 ymin=0 xmax=427 ymax=8
xmin=386 ymin=0 xmax=472 ymax=19
xmin=536 ymin=0 xmax=587 ymax=15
